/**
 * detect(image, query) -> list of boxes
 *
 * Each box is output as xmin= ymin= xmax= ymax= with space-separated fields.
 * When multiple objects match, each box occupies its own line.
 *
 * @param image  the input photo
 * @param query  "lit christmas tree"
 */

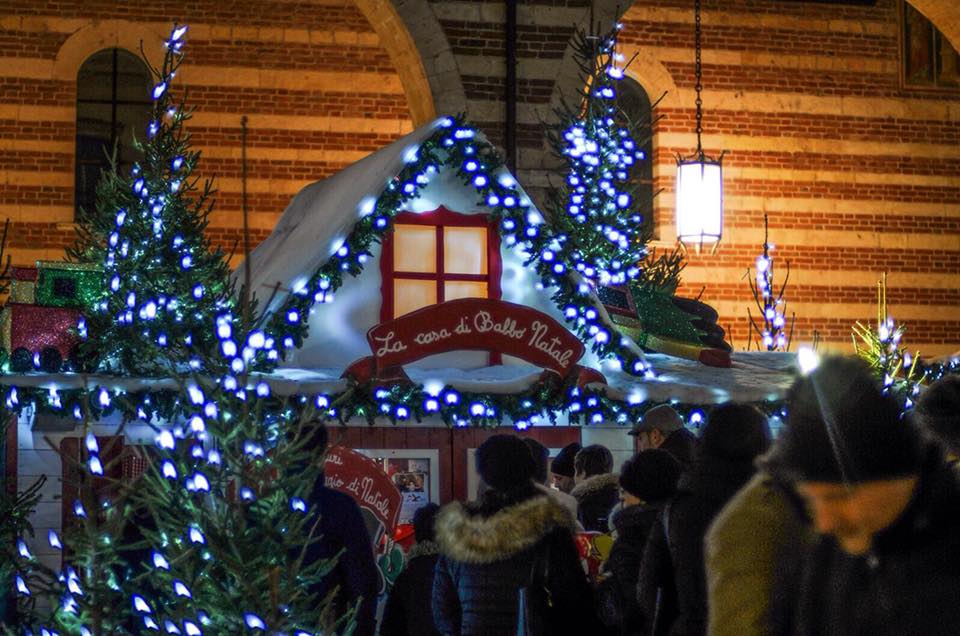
xmin=9 ymin=413 xmax=143 ymax=634
xmin=541 ymin=24 xmax=723 ymax=360
xmin=70 ymin=24 xmax=234 ymax=376
xmin=125 ymin=312 xmax=353 ymax=634
xmin=747 ymin=214 xmax=793 ymax=351
xmin=853 ymin=273 xmax=924 ymax=410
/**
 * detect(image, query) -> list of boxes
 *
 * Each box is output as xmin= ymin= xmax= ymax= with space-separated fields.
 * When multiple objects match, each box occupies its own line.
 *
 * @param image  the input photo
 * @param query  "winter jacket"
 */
xmin=789 ymin=455 xmax=960 ymax=636
xmin=638 ymin=456 xmax=756 ymax=636
xmin=381 ymin=541 xmax=442 ymax=636
xmin=660 ymin=428 xmax=699 ymax=469
xmin=432 ymin=490 xmax=600 ymax=636
xmin=570 ymin=473 xmax=620 ymax=533
xmin=304 ymin=474 xmax=379 ymax=636
xmin=704 ymin=473 xmax=810 ymax=636
xmin=597 ymin=503 xmax=663 ymax=635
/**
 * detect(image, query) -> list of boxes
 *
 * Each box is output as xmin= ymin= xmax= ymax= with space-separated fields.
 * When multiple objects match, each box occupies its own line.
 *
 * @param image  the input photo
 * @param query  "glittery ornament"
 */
xmin=35 ymin=262 xmax=101 ymax=309
xmin=7 ymin=304 xmax=82 ymax=363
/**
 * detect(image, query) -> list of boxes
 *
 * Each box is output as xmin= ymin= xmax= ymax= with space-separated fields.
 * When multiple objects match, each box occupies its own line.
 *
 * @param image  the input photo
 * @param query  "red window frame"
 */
xmin=379 ymin=206 xmax=502 ymax=323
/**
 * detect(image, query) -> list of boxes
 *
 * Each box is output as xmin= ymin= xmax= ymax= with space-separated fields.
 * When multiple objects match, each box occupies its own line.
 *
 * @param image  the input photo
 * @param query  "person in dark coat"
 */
xmin=550 ymin=441 xmax=581 ymax=494
xmin=629 ymin=404 xmax=699 ymax=469
xmin=764 ymin=355 xmax=960 ymax=636
xmin=303 ymin=424 xmax=379 ymax=636
xmin=381 ymin=503 xmax=442 ymax=636
xmin=432 ymin=434 xmax=600 ymax=636
xmin=570 ymin=444 xmax=620 ymax=533
xmin=914 ymin=374 xmax=960 ymax=457
xmin=597 ymin=449 xmax=681 ymax=635
xmin=638 ymin=403 xmax=771 ymax=636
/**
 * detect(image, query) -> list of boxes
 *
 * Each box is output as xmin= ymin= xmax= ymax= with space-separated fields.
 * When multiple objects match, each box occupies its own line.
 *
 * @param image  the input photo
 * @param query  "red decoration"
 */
xmin=324 ymin=446 xmax=403 ymax=534
xmin=8 ymin=304 xmax=81 ymax=358
xmin=366 ymin=298 xmax=585 ymax=379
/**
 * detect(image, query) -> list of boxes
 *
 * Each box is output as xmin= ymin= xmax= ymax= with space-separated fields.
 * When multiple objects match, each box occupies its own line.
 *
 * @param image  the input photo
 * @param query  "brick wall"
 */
xmin=619 ymin=0 xmax=960 ymax=356
xmin=0 ymin=0 xmax=415 ymax=265
xmin=2 ymin=0 xmax=957 ymax=357
xmin=425 ymin=0 xmax=959 ymax=356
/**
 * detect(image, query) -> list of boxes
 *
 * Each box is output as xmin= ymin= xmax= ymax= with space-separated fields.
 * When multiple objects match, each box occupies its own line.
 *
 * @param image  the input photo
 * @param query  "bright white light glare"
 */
xmin=798 ymin=346 xmax=820 ymax=376
xmin=358 ymin=196 xmax=376 ymax=218
xmin=676 ymin=160 xmax=723 ymax=244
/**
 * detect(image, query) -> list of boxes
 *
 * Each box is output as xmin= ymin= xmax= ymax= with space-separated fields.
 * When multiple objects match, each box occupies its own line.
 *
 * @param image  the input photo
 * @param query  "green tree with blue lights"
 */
xmin=69 ymin=24 xmax=234 ymax=376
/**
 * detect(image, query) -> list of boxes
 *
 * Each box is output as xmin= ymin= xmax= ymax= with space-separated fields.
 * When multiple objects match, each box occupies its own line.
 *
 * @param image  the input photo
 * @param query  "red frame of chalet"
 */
xmin=379 ymin=206 xmax=502 ymax=323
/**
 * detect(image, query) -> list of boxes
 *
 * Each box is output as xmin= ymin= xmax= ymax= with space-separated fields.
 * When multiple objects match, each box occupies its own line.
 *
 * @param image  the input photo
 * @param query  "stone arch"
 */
xmin=354 ymin=0 xmax=438 ymax=125
xmin=385 ymin=0 xmax=468 ymax=118
xmin=52 ymin=21 xmax=167 ymax=81
xmin=908 ymin=0 xmax=960 ymax=52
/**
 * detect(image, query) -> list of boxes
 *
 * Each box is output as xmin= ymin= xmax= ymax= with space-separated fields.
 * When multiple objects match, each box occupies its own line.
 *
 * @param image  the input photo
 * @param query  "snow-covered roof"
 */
xmin=236 ymin=120 xmax=447 ymax=314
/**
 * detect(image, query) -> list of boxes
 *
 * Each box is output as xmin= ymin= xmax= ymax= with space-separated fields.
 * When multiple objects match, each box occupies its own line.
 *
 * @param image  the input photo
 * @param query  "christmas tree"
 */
xmin=7 ymin=410 xmax=144 ymax=633
xmin=542 ymin=24 xmax=727 ymax=363
xmin=853 ymin=273 xmax=924 ymax=410
xmin=69 ymin=24 xmax=234 ymax=376
xmin=746 ymin=214 xmax=794 ymax=351
xmin=124 ymin=312 xmax=354 ymax=634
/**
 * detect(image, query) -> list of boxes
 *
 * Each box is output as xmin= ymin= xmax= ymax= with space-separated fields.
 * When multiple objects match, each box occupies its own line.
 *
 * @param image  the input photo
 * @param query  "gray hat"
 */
xmin=629 ymin=404 xmax=684 ymax=436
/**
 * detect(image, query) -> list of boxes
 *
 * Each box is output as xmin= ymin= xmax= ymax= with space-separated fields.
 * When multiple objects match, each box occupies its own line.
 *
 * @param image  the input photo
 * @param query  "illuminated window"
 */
xmin=902 ymin=2 xmax=960 ymax=89
xmin=75 ymin=48 xmax=152 ymax=219
xmin=380 ymin=207 xmax=501 ymax=320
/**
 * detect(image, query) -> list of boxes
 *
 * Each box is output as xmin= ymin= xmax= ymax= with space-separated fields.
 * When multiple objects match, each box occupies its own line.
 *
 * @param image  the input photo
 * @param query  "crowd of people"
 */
xmin=310 ymin=355 xmax=960 ymax=635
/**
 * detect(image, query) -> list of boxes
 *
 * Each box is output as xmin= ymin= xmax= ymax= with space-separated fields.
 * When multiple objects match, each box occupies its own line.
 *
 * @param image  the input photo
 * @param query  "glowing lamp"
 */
xmin=675 ymin=157 xmax=723 ymax=246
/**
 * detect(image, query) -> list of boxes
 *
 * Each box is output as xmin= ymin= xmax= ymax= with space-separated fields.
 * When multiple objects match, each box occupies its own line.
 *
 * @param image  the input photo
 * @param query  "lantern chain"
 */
xmin=694 ymin=0 xmax=703 ymax=153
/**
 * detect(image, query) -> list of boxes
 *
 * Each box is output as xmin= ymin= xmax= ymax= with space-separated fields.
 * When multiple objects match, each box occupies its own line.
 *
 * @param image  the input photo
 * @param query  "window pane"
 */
xmin=905 ymin=4 xmax=935 ymax=84
xmin=77 ymin=50 xmax=116 ymax=102
xmin=115 ymin=50 xmax=152 ymax=102
xmin=937 ymin=34 xmax=960 ymax=86
xmin=394 ymin=279 xmax=437 ymax=317
xmin=443 ymin=227 xmax=487 ymax=274
xmin=394 ymin=225 xmax=437 ymax=273
xmin=444 ymin=281 xmax=488 ymax=301
xmin=116 ymin=103 xmax=152 ymax=165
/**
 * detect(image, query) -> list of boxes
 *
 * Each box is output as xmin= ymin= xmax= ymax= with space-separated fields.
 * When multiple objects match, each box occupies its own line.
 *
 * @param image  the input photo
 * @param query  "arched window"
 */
xmin=617 ymin=78 xmax=655 ymax=234
xmin=75 ymin=48 xmax=152 ymax=218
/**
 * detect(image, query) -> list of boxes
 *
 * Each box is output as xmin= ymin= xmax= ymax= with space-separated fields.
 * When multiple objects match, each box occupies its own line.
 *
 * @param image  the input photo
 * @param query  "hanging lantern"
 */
xmin=676 ymin=0 xmax=724 ymax=249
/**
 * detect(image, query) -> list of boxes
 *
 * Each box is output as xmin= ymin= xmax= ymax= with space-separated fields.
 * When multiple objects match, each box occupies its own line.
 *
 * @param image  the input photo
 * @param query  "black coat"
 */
xmin=432 ymin=490 xmax=601 ymax=636
xmin=570 ymin=473 xmax=621 ymax=533
xmin=598 ymin=503 xmax=663 ymax=635
xmin=660 ymin=428 xmax=699 ymax=469
xmin=304 ymin=475 xmax=379 ymax=636
xmin=789 ymin=456 xmax=960 ymax=636
xmin=638 ymin=456 xmax=755 ymax=636
xmin=381 ymin=542 xmax=441 ymax=636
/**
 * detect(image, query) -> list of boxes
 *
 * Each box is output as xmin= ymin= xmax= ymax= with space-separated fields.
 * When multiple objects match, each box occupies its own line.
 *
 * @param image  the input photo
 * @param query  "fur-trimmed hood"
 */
xmin=436 ymin=494 xmax=574 ymax=564
xmin=570 ymin=473 xmax=620 ymax=501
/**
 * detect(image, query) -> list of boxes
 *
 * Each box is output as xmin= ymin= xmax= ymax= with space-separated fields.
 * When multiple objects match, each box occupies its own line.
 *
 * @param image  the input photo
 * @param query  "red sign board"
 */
xmin=323 ymin=446 xmax=403 ymax=533
xmin=367 ymin=298 xmax=585 ymax=377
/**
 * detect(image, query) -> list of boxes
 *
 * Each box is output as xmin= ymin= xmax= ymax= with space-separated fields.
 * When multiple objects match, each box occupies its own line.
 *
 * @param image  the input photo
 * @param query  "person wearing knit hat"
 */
xmin=637 ymin=403 xmax=770 ymax=636
xmin=474 ymin=434 xmax=537 ymax=491
xmin=550 ymin=441 xmax=581 ymax=494
xmin=619 ymin=449 xmax=682 ymax=505
xmin=915 ymin=374 xmax=960 ymax=457
xmin=597 ymin=450 xmax=682 ymax=633
xmin=764 ymin=355 xmax=960 ymax=636
xmin=433 ymin=435 xmax=602 ymax=635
